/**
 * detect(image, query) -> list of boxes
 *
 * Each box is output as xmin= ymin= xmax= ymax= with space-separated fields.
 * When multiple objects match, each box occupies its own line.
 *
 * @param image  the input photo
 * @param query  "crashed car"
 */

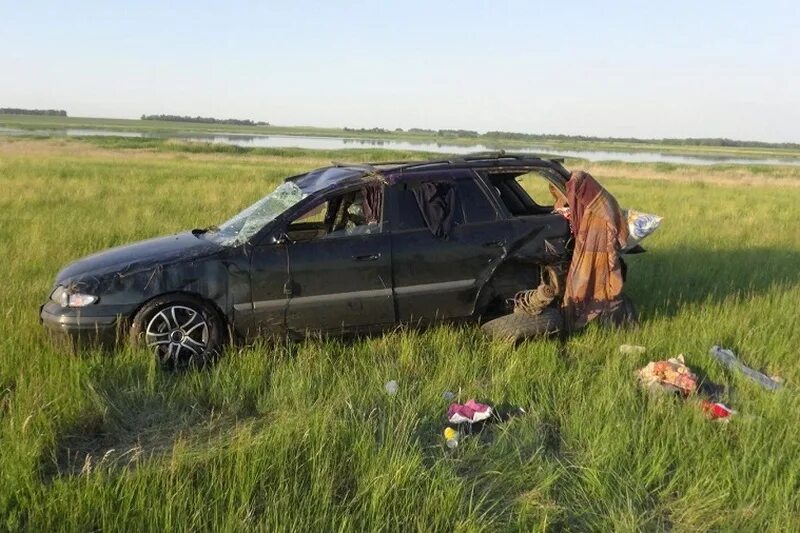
xmin=41 ymin=152 xmax=635 ymax=364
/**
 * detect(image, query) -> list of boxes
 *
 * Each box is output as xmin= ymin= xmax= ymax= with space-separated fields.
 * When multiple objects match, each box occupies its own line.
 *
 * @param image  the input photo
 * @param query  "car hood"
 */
xmin=56 ymin=231 xmax=224 ymax=284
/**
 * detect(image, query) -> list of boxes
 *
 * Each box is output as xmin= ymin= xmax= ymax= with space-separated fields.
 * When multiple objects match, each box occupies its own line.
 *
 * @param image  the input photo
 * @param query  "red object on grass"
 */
xmin=700 ymin=400 xmax=734 ymax=419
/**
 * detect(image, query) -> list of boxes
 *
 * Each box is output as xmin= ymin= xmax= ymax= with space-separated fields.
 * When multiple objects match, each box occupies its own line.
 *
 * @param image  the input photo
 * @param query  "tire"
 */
xmin=480 ymin=307 xmax=564 ymax=342
xmin=130 ymin=294 xmax=225 ymax=367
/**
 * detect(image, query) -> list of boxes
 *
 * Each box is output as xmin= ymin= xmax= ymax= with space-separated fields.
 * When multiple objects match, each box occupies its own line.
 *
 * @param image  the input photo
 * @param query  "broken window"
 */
xmin=212 ymin=181 xmax=308 ymax=246
xmin=394 ymin=181 xmax=464 ymax=237
xmin=483 ymin=170 xmax=564 ymax=217
xmin=286 ymin=185 xmax=384 ymax=242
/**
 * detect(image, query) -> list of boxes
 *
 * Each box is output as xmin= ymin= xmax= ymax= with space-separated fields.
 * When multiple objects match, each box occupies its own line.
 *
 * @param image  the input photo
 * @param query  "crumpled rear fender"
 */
xmin=472 ymin=218 xmax=571 ymax=315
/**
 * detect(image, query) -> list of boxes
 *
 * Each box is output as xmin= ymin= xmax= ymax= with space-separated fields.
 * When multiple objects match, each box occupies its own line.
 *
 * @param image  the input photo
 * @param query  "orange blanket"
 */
xmin=562 ymin=171 xmax=628 ymax=330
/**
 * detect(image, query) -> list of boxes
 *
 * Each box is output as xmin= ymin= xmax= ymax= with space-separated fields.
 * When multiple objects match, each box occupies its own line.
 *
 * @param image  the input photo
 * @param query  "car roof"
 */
xmin=353 ymin=151 xmax=568 ymax=174
xmin=285 ymin=151 xmax=570 ymax=194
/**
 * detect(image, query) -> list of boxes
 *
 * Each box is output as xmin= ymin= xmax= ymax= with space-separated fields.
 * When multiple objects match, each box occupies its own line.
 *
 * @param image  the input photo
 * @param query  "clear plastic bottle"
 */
xmin=619 ymin=344 xmax=646 ymax=355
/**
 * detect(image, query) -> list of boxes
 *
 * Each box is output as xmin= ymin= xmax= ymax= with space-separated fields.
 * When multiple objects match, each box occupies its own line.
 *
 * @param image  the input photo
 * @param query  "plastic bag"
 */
xmin=623 ymin=209 xmax=662 ymax=249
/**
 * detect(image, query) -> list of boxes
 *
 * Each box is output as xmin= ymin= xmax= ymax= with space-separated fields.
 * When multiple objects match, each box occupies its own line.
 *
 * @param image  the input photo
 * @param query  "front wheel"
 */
xmin=130 ymin=294 xmax=225 ymax=367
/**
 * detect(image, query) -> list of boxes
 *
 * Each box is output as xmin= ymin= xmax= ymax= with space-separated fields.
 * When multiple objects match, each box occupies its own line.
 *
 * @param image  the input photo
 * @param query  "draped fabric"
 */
xmin=361 ymin=182 xmax=383 ymax=224
xmin=412 ymin=182 xmax=457 ymax=238
xmin=562 ymin=171 xmax=629 ymax=330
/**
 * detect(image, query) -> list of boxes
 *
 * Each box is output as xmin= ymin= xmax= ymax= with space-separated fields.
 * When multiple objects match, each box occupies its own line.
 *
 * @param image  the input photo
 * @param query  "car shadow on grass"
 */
xmin=37 ymin=358 xmax=264 ymax=482
xmin=624 ymin=246 xmax=800 ymax=319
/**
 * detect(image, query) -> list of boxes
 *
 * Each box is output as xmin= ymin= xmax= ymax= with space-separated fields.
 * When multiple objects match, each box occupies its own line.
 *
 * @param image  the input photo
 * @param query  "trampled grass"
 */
xmin=0 ymin=137 xmax=799 ymax=530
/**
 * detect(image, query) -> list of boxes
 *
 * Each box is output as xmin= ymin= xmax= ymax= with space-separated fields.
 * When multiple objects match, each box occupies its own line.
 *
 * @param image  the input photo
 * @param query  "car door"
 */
xmin=282 ymin=185 xmax=395 ymax=334
xmin=387 ymin=170 xmax=510 ymax=322
xmin=248 ymin=238 xmax=291 ymax=338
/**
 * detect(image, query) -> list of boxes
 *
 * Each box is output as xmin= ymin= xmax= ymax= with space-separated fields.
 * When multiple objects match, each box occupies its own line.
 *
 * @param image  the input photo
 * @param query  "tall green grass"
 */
xmin=0 ymin=138 xmax=798 ymax=530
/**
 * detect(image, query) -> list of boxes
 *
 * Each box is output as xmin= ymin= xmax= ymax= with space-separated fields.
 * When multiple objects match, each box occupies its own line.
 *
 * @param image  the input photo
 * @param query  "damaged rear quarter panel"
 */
xmin=472 ymin=214 xmax=571 ymax=314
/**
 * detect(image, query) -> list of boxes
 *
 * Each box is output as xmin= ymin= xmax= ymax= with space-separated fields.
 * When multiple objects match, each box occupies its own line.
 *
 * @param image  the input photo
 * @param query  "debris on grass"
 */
xmin=442 ymin=400 xmax=528 ymax=449
xmin=636 ymin=354 xmax=699 ymax=396
xmin=447 ymin=399 xmax=493 ymax=424
xmin=384 ymin=380 xmax=399 ymax=395
xmin=709 ymin=345 xmax=782 ymax=391
xmin=637 ymin=355 xmax=742 ymax=421
xmin=620 ymin=344 xmax=647 ymax=355
xmin=443 ymin=427 xmax=460 ymax=449
xmin=700 ymin=400 xmax=735 ymax=420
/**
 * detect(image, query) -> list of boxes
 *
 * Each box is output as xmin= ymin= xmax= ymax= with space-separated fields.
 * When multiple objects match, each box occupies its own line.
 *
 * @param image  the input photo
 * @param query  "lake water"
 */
xmin=2 ymin=126 xmax=799 ymax=166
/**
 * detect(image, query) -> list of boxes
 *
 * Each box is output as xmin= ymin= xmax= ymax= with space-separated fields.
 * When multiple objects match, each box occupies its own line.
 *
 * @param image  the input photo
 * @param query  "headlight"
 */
xmin=50 ymin=286 xmax=99 ymax=308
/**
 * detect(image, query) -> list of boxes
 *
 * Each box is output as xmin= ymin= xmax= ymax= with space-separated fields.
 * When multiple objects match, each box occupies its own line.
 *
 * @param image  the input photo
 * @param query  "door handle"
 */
xmin=353 ymin=253 xmax=381 ymax=262
xmin=482 ymin=241 xmax=504 ymax=248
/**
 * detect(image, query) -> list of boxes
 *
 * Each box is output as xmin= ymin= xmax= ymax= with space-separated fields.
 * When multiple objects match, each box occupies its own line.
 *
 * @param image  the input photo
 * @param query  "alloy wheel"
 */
xmin=144 ymin=305 xmax=210 ymax=362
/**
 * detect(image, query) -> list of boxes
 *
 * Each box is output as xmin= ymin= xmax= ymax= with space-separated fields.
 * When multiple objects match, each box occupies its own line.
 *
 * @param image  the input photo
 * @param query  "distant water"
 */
xmin=2 ymin=126 xmax=799 ymax=166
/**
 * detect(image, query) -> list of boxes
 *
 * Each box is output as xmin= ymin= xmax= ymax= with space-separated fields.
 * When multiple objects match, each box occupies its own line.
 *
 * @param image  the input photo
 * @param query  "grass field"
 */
xmin=1 ymin=136 xmax=799 ymax=530
xmin=4 ymin=114 xmax=800 ymax=161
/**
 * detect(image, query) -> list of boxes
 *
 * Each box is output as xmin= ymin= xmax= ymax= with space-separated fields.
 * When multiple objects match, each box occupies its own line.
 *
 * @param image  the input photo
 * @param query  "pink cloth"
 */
xmin=447 ymin=399 xmax=493 ymax=424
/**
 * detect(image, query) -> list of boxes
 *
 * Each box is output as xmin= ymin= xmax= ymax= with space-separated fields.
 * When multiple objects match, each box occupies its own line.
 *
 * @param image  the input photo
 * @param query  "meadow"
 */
xmin=0 ymin=136 xmax=799 ymax=530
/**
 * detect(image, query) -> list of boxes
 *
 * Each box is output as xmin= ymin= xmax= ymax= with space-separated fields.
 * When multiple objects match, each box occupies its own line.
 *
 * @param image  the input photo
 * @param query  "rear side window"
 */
xmin=394 ymin=181 xmax=464 ymax=231
xmin=485 ymin=170 xmax=562 ymax=217
xmin=456 ymin=179 xmax=497 ymax=223
xmin=395 ymin=186 xmax=428 ymax=230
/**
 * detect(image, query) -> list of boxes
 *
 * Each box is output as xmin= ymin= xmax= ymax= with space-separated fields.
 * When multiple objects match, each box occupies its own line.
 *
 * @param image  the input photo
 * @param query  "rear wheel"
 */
xmin=480 ymin=307 xmax=564 ymax=342
xmin=130 ymin=294 xmax=225 ymax=367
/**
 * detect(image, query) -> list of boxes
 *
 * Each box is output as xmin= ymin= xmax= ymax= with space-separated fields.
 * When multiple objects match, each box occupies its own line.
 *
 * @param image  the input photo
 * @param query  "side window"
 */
xmin=456 ymin=179 xmax=498 ymax=223
xmin=486 ymin=170 xmax=562 ymax=217
xmin=395 ymin=186 xmax=428 ymax=231
xmin=514 ymin=171 xmax=561 ymax=208
xmin=294 ymin=201 xmax=328 ymax=224
xmin=286 ymin=185 xmax=383 ymax=241
xmin=286 ymin=199 xmax=331 ymax=242
xmin=394 ymin=181 xmax=464 ymax=232
xmin=325 ymin=187 xmax=382 ymax=238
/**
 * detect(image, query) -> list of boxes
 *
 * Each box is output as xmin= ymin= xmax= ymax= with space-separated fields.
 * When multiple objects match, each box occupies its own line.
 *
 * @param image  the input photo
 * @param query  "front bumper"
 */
xmin=40 ymin=301 xmax=122 ymax=346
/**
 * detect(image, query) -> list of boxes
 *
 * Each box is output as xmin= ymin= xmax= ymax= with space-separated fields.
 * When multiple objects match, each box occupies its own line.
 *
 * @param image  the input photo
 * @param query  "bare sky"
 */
xmin=2 ymin=0 xmax=799 ymax=142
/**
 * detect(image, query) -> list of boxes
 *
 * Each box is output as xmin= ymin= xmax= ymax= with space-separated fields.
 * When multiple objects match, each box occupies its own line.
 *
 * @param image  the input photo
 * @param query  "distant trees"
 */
xmin=482 ymin=131 xmax=800 ymax=150
xmin=140 ymin=114 xmax=269 ymax=126
xmin=437 ymin=129 xmax=479 ymax=138
xmin=345 ymin=126 xmax=479 ymax=138
xmin=343 ymin=125 xmax=800 ymax=150
xmin=0 ymin=108 xmax=67 ymax=116
xmin=343 ymin=126 xmax=392 ymax=134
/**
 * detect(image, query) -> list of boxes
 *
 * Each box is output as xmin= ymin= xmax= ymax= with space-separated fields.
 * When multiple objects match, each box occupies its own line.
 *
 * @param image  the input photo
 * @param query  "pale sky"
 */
xmin=2 ymin=0 xmax=799 ymax=142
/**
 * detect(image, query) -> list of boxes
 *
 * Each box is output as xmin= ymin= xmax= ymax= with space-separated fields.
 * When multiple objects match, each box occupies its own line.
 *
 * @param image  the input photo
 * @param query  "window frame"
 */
xmin=273 ymin=183 xmax=386 ymax=244
xmin=477 ymin=167 xmax=567 ymax=220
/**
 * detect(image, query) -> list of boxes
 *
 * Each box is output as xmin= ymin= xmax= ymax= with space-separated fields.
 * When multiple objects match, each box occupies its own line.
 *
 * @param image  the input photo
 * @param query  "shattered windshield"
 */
xmin=203 ymin=167 xmax=367 ymax=246
xmin=208 ymin=181 xmax=308 ymax=246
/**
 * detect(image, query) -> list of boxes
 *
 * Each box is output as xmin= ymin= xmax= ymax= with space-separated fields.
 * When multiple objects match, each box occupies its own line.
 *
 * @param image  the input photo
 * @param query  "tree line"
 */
xmin=481 ymin=131 xmax=800 ymax=150
xmin=345 ymin=126 xmax=480 ymax=138
xmin=347 ymin=126 xmax=799 ymax=150
xmin=141 ymin=114 xmax=269 ymax=126
xmin=0 ymin=108 xmax=67 ymax=116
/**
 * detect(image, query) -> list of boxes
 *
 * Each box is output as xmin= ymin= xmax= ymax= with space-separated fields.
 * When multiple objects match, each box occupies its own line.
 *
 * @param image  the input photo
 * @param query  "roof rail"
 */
xmin=325 ymin=151 xmax=570 ymax=176
xmin=330 ymin=161 xmax=377 ymax=170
